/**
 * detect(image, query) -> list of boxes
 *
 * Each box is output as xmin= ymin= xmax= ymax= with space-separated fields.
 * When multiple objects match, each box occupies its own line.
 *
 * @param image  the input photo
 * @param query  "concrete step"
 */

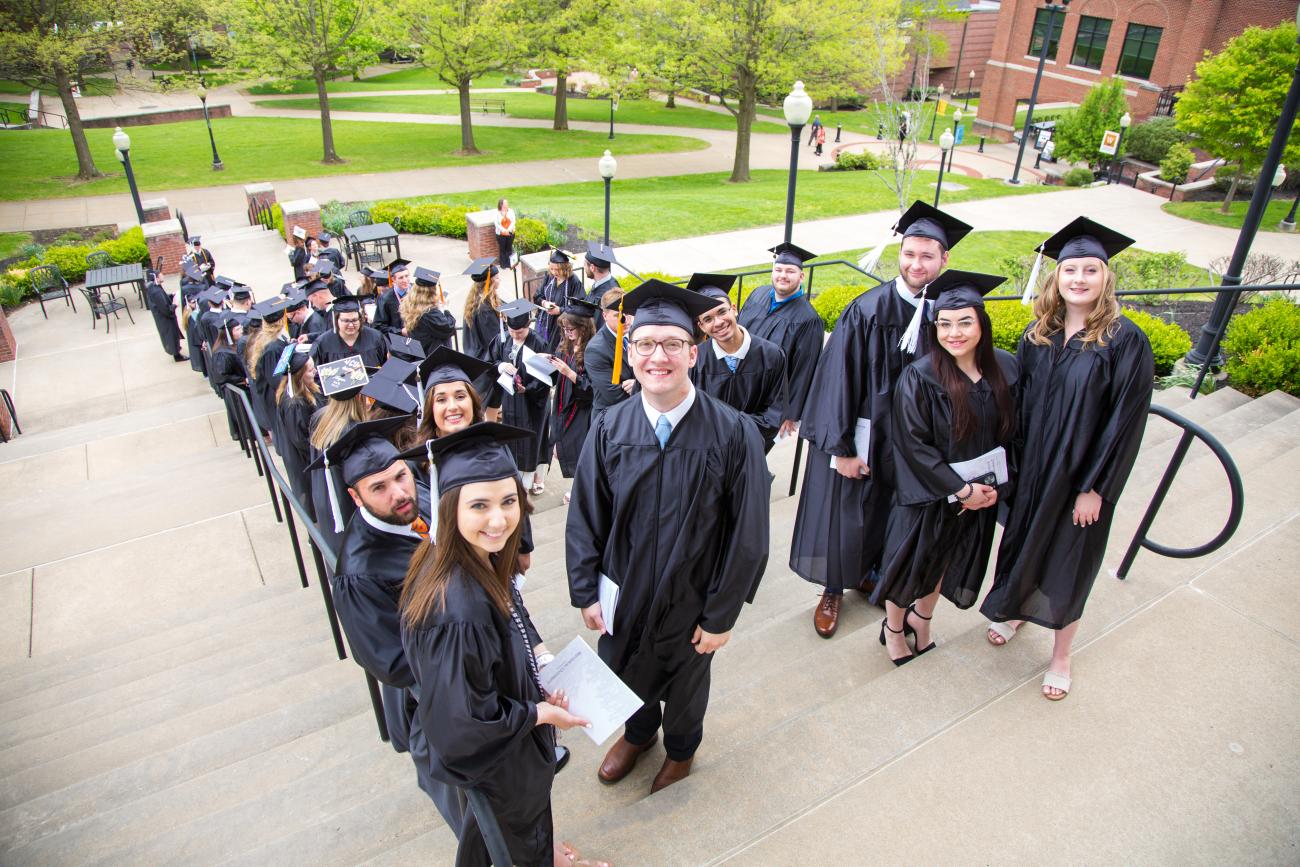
xmin=0 ymin=395 xmax=222 ymax=463
xmin=1138 ymin=386 xmax=1252 ymax=449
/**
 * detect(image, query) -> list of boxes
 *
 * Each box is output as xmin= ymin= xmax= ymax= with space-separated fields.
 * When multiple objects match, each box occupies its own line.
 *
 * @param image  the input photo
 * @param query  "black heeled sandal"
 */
xmin=906 ymin=604 xmax=936 ymax=655
xmin=878 ymin=619 xmax=914 ymax=667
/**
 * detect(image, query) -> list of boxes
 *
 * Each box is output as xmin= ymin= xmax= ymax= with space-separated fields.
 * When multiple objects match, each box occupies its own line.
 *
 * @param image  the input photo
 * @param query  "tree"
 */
xmin=1176 ymin=20 xmax=1300 ymax=213
xmin=1050 ymin=77 xmax=1127 ymax=167
xmin=217 ymin=0 xmax=375 ymax=163
xmin=515 ymin=0 xmax=594 ymax=130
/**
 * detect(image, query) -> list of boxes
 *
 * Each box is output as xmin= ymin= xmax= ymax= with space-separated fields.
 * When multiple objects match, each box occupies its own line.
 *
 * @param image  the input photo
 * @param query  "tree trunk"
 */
xmin=666 ymin=90 xmax=676 ymax=108
xmin=55 ymin=66 xmax=101 ymax=180
xmin=553 ymin=71 xmax=569 ymax=130
xmin=457 ymin=78 xmax=479 ymax=154
xmin=315 ymin=67 xmax=344 ymax=163
xmin=728 ymin=71 xmax=756 ymax=183
xmin=831 ymin=95 xmax=839 ymax=111
xmin=1220 ymin=165 xmax=1243 ymax=214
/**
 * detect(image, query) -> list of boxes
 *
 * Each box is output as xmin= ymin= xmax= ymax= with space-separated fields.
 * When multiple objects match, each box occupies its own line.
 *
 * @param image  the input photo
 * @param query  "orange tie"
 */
xmin=411 ymin=517 xmax=430 ymax=541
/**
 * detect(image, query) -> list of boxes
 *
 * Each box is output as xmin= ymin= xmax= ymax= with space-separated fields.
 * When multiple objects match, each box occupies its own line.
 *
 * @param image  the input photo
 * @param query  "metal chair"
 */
xmin=86 ymin=251 xmax=111 ymax=270
xmin=78 ymin=285 xmax=134 ymax=332
xmin=358 ymin=245 xmax=386 ymax=269
xmin=29 ymin=264 xmax=75 ymax=319
xmin=348 ymin=209 xmax=372 ymax=228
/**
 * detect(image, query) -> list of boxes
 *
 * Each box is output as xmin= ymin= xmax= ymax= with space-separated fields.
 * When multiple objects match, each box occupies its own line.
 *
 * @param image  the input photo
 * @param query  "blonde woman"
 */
xmin=981 ymin=218 xmax=1154 ymax=701
xmin=246 ymin=306 xmax=292 ymax=441
xmin=309 ymin=379 xmax=373 ymax=549
xmin=276 ymin=346 xmax=324 ymax=508
xmin=400 ymin=268 xmax=457 ymax=353
xmin=462 ymin=258 xmax=505 ymax=419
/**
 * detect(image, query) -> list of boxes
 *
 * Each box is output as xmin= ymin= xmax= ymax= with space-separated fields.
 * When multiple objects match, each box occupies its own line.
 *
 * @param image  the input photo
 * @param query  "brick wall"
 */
xmin=143 ymin=219 xmax=186 ymax=274
xmin=82 ymin=104 xmax=234 ymax=129
xmin=280 ymin=198 xmax=322 ymax=242
xmin=0 ymin=306 xmax=15 ymax=363
xmin=141 ymin=198 xmax=171 ymax=223
xmin=244 ymin=183 xmax=277 ymax=225
xmin=467 ymin=210 xmax=498 ymax=262
xmin=890 ymin=7 xmax=1001 ymax=98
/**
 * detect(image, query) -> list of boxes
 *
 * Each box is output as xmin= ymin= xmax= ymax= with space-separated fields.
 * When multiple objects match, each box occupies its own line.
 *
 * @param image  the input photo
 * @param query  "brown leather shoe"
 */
xmin=597 ymin=734 xmax=658 ymax=784
xmin=650 ymin=756 xmax=694 ymax=793
xmin=814 ymin=592 xmax=841 ymax=638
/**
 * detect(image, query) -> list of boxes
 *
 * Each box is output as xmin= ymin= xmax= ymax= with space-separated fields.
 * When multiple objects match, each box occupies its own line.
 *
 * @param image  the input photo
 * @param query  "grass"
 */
xmin=0 ymin=117 xmax=706 ymax=202
xmin=417 ymin=170 xmax=1045 ymax=245
xmin=258 ymin=91 xmax=786 ymax=133
xmin=755 ymin=99 xmax=977 ymax=136
xmin=0 ymin=232 xmax=34 ymax=259
xmin=1163 ymin=197 xmax=1297 ymax=233
xmin=0 ymin=77 xmax=116 ymax=97
xmin=247 ymin=67 xmax=514 ymax=95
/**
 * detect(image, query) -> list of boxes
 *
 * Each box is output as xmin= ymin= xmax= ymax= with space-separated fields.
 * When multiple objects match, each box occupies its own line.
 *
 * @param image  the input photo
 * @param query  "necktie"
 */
xmin=655 ymin=414 xmax=672 ymax=450
xmin=411 ymin=517 xmax=430 ymax=541
xmin=724 ymin=355 xmax=739 ymax=373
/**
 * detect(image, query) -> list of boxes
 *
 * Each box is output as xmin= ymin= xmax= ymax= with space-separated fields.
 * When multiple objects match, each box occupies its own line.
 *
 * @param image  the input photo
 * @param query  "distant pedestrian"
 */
xmin=815 ymin=124 xmax=826 ymax=156
xmin=494 ymin=198 xmax=517 ymax=271
xmin=808 ymin=114 xmax=822 ymax=146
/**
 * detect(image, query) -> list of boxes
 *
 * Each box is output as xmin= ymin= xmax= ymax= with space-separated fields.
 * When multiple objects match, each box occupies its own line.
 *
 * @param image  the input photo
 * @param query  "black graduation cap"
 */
xmin=219 ymin=311 xmax=245 ymax=340
xmin=397 ymin=422 xmax=532 ymax=496
xmin=189 ymin=236 xmax=202 ymax=245
xmin=215 ymin=275 xmax=236 ymax=288
xmin=363 ymin=376 xmax=422 ymax=415
xmin=1038 ymin=217 xmax=1135 ymax=264
xmin=317 ymin=354 xmax=370 ymax=400
xmin=319 ymin=231 xmax=334 ymax=244
xmin=386 ymin=257 xmax=412 ymax=274
xmin=304 ymin=279 xmax=332 ymax=297
xmin=304 ymin=416 xmax=413 ymax=533
xmin=919 ymin=269 xmax=1008 ymax=312
xmin=230 ymin=284 xmax=253 ymax=300
xmin=199 ymin=288 xmax=227 ymax=307
xmin=244 ymin=308 xmax=264 ymax=325
xmin=371 ymin=269 xmax=390 ymax=287
xmin=768 ymin=242 xmax=816 ymax=267
xmin=275 ymin=342 xmax=312 ymax=378
xmin=562 ymin=296 xmax=601 ymax=319
xmin=685 ymin=273 xmax=738 ymax=303
xmin=585 ymin=242 xmax=616 ymax=269
xmin=413 ymin=267 xmax=440 ymax=287
xmin=611 ymin=279 xmax=718 ymax=335
xmin=331 ymin=293 xmax=364 ymax=313
xmin=418 ymin=346 xmax=495 ymax=391
xmin=463 ymin=257 xmax=499 ymax=281
xmin=360 ymin=266 xmax=374 ymax=278
xmin=499 ymin=298 xmax=539 ymax=329
xmin=893 ymin=200 xmax=973 ymax=250
xmin=387 ymin=334 xmax=427 ymax=363
xmin=373 ymin=356 xmax=419 ymax=384
xmin=549 ymin=247 xmax=574 ymax=265
xmin=315 ymin=259 xmax=337 ymax=277
xmin=282 ymin=290 xmax=308 ymax=312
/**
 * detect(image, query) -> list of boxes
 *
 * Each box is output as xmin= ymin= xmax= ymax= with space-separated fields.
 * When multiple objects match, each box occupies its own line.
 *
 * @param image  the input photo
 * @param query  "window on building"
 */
xmin=1118 ymin=23 xmax=1163 ymax=79
xmin=1028 ymin=8 xmax=1064 ymax=60
xmin=1071 ymin=16 xmax=1112 ymax=70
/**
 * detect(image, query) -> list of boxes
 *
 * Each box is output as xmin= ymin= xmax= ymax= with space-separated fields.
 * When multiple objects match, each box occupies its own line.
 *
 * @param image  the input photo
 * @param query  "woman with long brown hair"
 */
xmin=276 ymin=344 xmax=325 ymax=509
xmin=874 ymin=271 xmax=1018 ymax=666
xmin=546 ymin=301 xmax=597 ymax=483
xmin=981 ymin=218 xmax=1154 ymax=701
xmin=400 ymin=268 xmax=457 ymax=353
xmin=399 ymin=423 xmax=605 ymax=867
xmin=309 ymin=358 xmax=374 ymax=548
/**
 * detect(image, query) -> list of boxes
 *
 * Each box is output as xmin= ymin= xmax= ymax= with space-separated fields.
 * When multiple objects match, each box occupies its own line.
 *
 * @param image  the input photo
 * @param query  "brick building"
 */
xmin=890 ymin=1 xmax=1002 ymax=100
xmin=974 ymin=0 xmax=1298 ymax=139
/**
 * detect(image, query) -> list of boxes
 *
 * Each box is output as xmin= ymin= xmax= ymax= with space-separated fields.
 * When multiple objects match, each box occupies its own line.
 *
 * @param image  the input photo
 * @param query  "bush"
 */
xmin=320 ymin=200 xmax=352 ymax=235
xmin=271 ymin=203 xmax=285 ymax=237
xmin=399 ymin=202 xmax=442 ymax=234
xmin=810 ymin=283 xmax=866 ymax=331
xmin=98 ymin=226 xmax=149 ymax=266
xmin=985 ymin=297 xmax=1036 ymax=351
xmin=369 ymin=199 xmax=411 ymax=230
xmin=16 ymin=241 xmax=44 ymax=261
xmin=0 ymin=272 xmax=26 ymax=307
xmin=1223 ymin=298 xmax=1300 ymax=396
xmin=1051 ymin=77 xmax=1128 ymax=166
xmin=513 ymin=217 xmax=549 ymax=253
xmin=830 ymin=150 xmax=884 ymax=171
xmin=1111 ymin=248 xmax=1191 ymax=291
xmin=1063 ymin=167 xmax=1095 ymax=187
xmin=1160 ymin=142 xmax=1194 ymax=185
xmin=1124 ymin=116 xmax=1186 ymax=164
xmin=1123 ymin=308 xmax=1192 ymax=374
xmin=435 ymin=205 xmax=470 ymax=239
xmin=41 ymin=244 xmax=92 ymax=283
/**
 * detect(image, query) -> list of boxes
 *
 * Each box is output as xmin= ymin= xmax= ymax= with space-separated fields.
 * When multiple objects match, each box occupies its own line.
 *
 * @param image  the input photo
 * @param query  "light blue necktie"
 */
xmin=724 ymin=355 xmax=739 ymax=373
xmin=655 ymin=414 xmax=672 ymax=450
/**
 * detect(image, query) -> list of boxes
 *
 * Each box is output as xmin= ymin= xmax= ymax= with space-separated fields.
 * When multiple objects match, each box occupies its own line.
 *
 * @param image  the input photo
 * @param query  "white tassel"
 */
xmin=288 ymin=372 xmax=295 ymax=399
xmin=498 ymin=313 xmax=506 ymax=343
xmin=898 ymin=292 xmax=928 ymax=355
xmin=858 ymin=235 xmax=890 ymax=276
xmin=324 ymin=453 xmax=345 ymax=533
xmin=426 ymin=442 xmax=439 ymax=536
xmin=1022 ymin=250 xmax=1044 ymax=306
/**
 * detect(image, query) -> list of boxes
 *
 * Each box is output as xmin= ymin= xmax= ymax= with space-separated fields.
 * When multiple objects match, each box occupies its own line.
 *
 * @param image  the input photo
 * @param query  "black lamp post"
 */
xmin=1282 ymin=190 xmax=1300 ymax=232
xmin=1010 ymin=1 xmax=1069 ymax=184
xmin=608 ymin=96 xmax=617 ymax=140
xmin=197 ymin=86 xmax=224 ymax=171
xmin=934 ymin=127 xmax=954 ymax=206
xmin=928 ymin=83 xmax=945 ymax=141
xmin=598 ymin=150 xmax=617 ymax=246
xmin=782 ymin=80 xmax=813 ymax=243
xmin=112 ymin=126 xmax=146 ymax=224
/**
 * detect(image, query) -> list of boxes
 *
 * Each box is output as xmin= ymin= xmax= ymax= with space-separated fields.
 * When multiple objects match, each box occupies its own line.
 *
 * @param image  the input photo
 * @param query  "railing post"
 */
xmin=1116 ymin=429 xmax=1194 ymax=579
xmin=280 ymin=490 xmax=311 ymax=588
xmin=309 ymin=537 xmax=348 ymax=660
xmin=364 ymin=673 xmax=392 ymax=743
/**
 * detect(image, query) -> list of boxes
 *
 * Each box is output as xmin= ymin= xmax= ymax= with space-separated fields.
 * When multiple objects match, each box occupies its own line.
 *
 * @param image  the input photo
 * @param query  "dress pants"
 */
xmin=622 ymin=650 xmax=714 ymax=761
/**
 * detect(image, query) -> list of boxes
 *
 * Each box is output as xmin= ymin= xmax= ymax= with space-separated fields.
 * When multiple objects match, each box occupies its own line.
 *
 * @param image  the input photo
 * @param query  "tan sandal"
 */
xmin=986 ymin=621 xmax=1019 ymax=646
xmin=1042 ymin=671 xmax=1071 ymax=701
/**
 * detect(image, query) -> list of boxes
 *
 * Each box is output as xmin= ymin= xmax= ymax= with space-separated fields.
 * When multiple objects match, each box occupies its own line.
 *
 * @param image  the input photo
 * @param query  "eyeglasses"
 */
xmin=632 ymin=338 xmax=690 ymax=357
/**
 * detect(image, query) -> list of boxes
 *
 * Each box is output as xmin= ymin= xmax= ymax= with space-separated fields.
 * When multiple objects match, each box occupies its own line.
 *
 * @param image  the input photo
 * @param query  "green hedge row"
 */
xmin=1224 ymin=298 xmax=1300 ymax=396
xmin=1 ymin=227 xmax=150 ymax=307
xmin=319 ymin=198 xmax=551 ymax=255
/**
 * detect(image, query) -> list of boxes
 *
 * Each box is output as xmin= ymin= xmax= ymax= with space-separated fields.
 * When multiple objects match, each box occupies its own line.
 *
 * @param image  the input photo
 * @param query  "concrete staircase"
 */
xmin=1 ymin=384 xmax=1297 ymax=865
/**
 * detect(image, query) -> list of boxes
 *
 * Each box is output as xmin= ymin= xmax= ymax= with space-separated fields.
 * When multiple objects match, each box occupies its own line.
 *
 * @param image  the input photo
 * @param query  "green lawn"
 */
xmin=755 ymin=100 xmax=976 ymax=137
xmin=0 ymin=77 xmax=116 ymax=97
xmin=1163 ymin=197 xmax=1297 ymax=234
xmin=258 ymin=91 xmax=787 ymax=133
xmin=414 ymin=170 xmax=1045 ymax=245
xmin=247 ymin=67 xmax=513 ymax=95
xmin=0 ymin=117 xmax=706 ymax=202
xmin=0 ymin=231 xmax=34 ymax=259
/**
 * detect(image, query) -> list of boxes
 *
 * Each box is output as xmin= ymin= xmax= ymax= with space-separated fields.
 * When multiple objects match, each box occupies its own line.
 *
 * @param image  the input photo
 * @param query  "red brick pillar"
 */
xmin=245 ymin=183 xmax=277 ymax=224
xmin=280 ymin=198 xmax=322 ymax=242
xmin=518 ymin=250 xmax=548 ymax=301
xmin=467 ymin=210 xmax=498 ymax=262
xmin=143 ymin=219 xmax=186 ymax=274
xmin=0 ymin=306 xmax=16 ymax=363
xmin=141 ymin=198 xmax=171 ymax=223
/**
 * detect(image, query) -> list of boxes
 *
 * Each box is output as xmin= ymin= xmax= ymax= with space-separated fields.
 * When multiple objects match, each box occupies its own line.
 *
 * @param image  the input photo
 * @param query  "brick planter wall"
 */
xmin=280 ymin=198 xmax=322 ymax=242
xmin=143 ymin=219 xmax=186 ymax=274
xmin=244 ymin=183 xmax=277 ymax=224
xmin=141 ymin=198 xmax=171 ymax=223
xmin=82 ymin=105 xmax=234 ymax=129
xmin=467 ymin=210 xmax=498 ymax=263
xmin=0 ymin=306 xmax=16 ymax=363
xmin=518 ymin=250 xmax=551 ymax=301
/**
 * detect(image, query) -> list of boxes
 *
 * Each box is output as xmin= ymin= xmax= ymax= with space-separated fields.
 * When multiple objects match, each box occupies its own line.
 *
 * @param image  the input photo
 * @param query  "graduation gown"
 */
xmin=583 ymin=325 xmax=635 ymax=426
xmin=308 ymin=408 xmax=358 ymax=554
xmin=550 ymin=348 xmax=592 ymax=477
xmin=411 ymin=306 xmax=457 ymax=354
xmin=276 ymin=392 xmax=323 ymax=511
xmin=690 ymin=331 xmax=787 ymax=453
xmin=566 ymin=392 xmax=770 ymax=702
xmin=289 ymin=246 xmax=310 ymax=281
xmin=145 ymin=280 xmax=182 ymax=355
xmin=321 ymin=247 xmax=346 ymax=271
xmin=583 ymin=275 xmax=618 ymax=306
xmin=488 ymin=333 xmax=553 ymax=471
xmin=981 ymin=318 xmax=1154 ymax=629
xmin=737 ymin=284 xmax=824 ymax=423
xmin=791 ymin=279 xmax=933 ymax=592
xmin=463 ymin=302 xmax=503 ymax=396
xmin=311 ymin=325 xmax=388 ymax=368
xmin=402 ymin=569 xmax=555 ymax=867
xmin=876 ymin=351 xmax=1018 ymax=610
xmin=251 ymin=337 xmax=288 ymax=441
xmin=301 ymin=309 xmax=331 ymax=339
xmin=533 ymin=273 xmax=583 ymax=351
xmin=186 ymin=310 xmax=208 ymax=376
xmin=372 ymin=289 xmax=403 ymax=335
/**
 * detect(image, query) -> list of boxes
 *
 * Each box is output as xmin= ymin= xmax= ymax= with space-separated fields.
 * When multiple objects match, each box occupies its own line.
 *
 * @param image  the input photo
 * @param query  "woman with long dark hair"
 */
xmin=546 ymin=302 xmax=597 ymax=484
xmin=875 ymin=271 xmax=1018 ymax=666
xmin=275 ymin=345 xmax=325 ymax=509
xmin=981 ymin=218 xmax=1154 ymax=700
xmin=532 ymin=249 xmax=584 ymax=351
xmin=462 ymin=258 xmax=505 ymax=410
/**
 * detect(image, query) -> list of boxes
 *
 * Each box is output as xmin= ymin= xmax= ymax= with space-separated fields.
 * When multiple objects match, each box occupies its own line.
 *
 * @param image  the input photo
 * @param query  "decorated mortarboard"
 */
xmin=292 ymin=225 xmax=308 ymax=240
xmin=387 ymin=334 xmax=427 ymax=363
xmin=685 ymin=272 xmax=738 ymax=303
xmin=585 ymin=241 xmax=616 ymax=269
xmin=317 ymin=354 xmax=370 ymax=401
xmin=768 ymin=242 xmax=817 ymax=267
xmin=499 ymin=298 xmax=539 ymax=329
xmin=463 ymin=256 xmax=500 ymax=281
xmin=858 ymin=200 xmax=974 ymax=275
xmin=315 ymin=259 xmax=338 ymax=277
xmin=274 ymin=341 xmax=312 ymax=379
xmin=255 ymin=296 xmax=292 ymax=322
xmin=396 ymin=422 xmax=532 ymax=531
xmin=413 ymin=267 xmax=441 ymax=287
xmin=549 ymin=247 xmax=575 ymax=265
xmin=362 ymin=376 xmax=422 ymax=416
xmin=305 ymin=415 xmax=413 ymax=531
xmin=919 ymin=269 xmax=1008 ymax=311
xmin=1021 ymin=217 xmax=1136 ymax=305
xmin=562 ymin=296 xmax=601 ymax=319
xmin=386 ymin=257 xmax=412 ymax=274
xmin=418 ymin=345 xmax=495 ymax=392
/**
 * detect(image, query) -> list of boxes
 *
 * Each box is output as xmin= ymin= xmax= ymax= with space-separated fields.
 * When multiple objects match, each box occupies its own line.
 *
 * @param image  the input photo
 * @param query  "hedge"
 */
xmin=335 ymin=198 xmax=551 ymax=253
xmin=1223 ymin=298 xmax=1300 ymax=396
xmin=1 ymin=226 xmax=150 ymax=305
xmin=1123 ymin=308 xmax=1192 ymax=374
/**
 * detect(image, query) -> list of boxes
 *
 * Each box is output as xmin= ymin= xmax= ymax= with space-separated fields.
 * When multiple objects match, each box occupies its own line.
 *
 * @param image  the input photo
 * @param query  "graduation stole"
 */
xmin=610 ymin=295 xmax=626 ymax=384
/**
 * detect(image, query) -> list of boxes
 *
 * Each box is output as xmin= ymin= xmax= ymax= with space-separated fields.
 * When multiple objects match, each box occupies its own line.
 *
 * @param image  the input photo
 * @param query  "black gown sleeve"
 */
xmin=890 ymin=365 xmax=965 ymax=504
xmin=412 ymin=307 xmax=457 ymax=352
xmin=700 ymin=416 xmax=772 ymax=627
xmin=1077 ymin=325 xmax=1154 ymax=502
xmin=585 ymin=334 xmax=627 ymax=410
xmin=565 ymin=413 xmax=613 ymax=609
xmin=800 ymin=301 xmax=873 ymax=457
xmin=331 ymin=574 xmax=414 ymax=688
xmin=785 ymin=314 xmax=824 ymax=422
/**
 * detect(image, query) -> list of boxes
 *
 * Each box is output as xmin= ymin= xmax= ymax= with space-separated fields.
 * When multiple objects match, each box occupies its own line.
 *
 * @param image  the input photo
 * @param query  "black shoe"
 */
xmin=905 ymin=604 xmax=936 ymax=655
xmin=879 ymin=619 xmax=914 ymax=667
xmin=173 ymin=353 xmax=189 ymax=362
xmin=555 ymin=745 xmax=570 ymax=772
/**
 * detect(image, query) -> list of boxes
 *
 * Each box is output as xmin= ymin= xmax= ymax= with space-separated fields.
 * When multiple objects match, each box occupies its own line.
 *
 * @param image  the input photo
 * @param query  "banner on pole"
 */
xmin=1099 ymin=129 xmax=1120 ymax=155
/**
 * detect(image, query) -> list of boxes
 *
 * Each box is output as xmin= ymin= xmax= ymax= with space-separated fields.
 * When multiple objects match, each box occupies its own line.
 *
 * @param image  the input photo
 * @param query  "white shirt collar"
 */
xmin=642 ymin=384 xmax=696 ymax=432
xmin=895 ymin=276 xmax=928 ymax=309
xmin=358 ymin=506 xmax=421 ymax=539
xmin=711 ymin=326 xmax=752 ymax=361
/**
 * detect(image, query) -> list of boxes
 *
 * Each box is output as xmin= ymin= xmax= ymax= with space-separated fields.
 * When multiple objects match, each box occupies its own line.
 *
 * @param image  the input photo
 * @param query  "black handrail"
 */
xmin=464 ymin=789 xmax=514 ymax=866
xmin=0 ymin=388 xmax=20 ymax=443
xmin=1116 ymin=403 xmax=1244 ymax=579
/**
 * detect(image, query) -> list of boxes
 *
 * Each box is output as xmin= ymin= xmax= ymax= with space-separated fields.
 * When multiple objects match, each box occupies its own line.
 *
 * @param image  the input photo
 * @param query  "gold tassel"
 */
xmin=611 ymin=295 xmax=626 ymax=384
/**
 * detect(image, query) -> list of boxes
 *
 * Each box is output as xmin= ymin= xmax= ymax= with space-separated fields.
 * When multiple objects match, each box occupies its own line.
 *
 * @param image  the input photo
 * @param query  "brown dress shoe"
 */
xmin=598 ymin=734 xmax=658 ymax=784
xmin=814 ymin=592 xmax=841 ymax=638
xmin=650 ymin=756 xmax=694 ymax=793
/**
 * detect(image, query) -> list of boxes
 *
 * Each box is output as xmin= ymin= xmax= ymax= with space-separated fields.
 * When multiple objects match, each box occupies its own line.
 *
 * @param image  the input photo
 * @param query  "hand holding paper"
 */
xmin=538 ymin=637 xmax=642 ymax=744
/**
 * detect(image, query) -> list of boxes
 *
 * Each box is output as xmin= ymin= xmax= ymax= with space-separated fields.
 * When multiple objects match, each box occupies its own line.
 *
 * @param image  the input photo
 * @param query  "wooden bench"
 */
xmin=470 ymin=99 xmax=507 ymax=115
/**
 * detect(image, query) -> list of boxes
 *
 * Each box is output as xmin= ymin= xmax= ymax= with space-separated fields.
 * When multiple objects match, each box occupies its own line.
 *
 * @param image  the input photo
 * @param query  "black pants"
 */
xmin=497 ymin=234 xmax=514 ymax=269
xmin=623 ymin=651 xmax=714 ymax=761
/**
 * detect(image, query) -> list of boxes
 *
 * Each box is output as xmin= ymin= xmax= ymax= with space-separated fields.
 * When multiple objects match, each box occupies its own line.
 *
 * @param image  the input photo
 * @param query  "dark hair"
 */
xmin=415 ymin=380 xmax=486 ymax=446
xmin=930 ymin=306 xmax=1015 ymax=443
xmin=557 ymin=311 xmax=596 ymax=371
xmin=400 ymin=478 xmax=533 ymax=627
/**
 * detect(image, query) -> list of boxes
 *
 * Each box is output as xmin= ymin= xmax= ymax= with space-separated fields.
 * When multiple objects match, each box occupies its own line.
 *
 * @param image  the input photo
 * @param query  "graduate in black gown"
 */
xmin=461 ymin=257 xmax=507 ymax=401
xmin=688 ymin=273 xmax=788 ymax=453
xmin=532 ymin=248 xmax=584 ymax=351
xmin=582 ymin=242 xmax=618 ymax=305
xmin=792 ymin=201 xmax=973 ymax=639
xmin=311 ymin=294 xmax=388 ymax=367
xmin=275 ymin=343 xmax=323 ymax=511
xmin=144 ymin=269 xmax=187 ymax=362
xmin=736 ymin=243 xmax=824 ymax=436
xmin=546 ymin=297 xmax=597 ymax=479
xmin=981 ymin=218 xmax=1154 ymax=701
xmin=486 ymin=299 xmax=554 ymax=495
xmin=370 ymin=269 xmax=403 ymax=336
xmin=300 ymin=281 xmax=334 ymax=339
xmin=399 ymin=423 xmax=599 ymax=867
xmin=873 ymin=271 xmax=1019 ymax=666
xmin=362 ymin=359 xmax=423 ymax=452
xmin=567 ymin=280 xmax=770 ymax=794
xmin=584 ymin=286 xmax=637 ymax=427
xmin=185 ymin=236 xmax=216 ymax=286
xmin=248 ymin=298 xmax=295 ymax=443
xmin=317 ymin=231 xmax=347 ymax=272
xmin=403 ymin=267 xmax=458 ymax=353
xmin=287 ymin=226 xmax=311 ymax=281
xmin=183 ymin=291 xmax=208 ymax=377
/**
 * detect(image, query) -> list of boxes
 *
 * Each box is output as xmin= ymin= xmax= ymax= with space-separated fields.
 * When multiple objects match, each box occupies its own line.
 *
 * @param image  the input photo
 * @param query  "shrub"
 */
xmin=1123 ymin=308 xmax=1192 ymax=374
xmin=1111 ymin=249 xmax=1191 ymax=291
xmin=435 ymin=205 xmax=470 ymax=239
xmin=271 ymin=203 xmax=285 ymax=237
xmin=985 ymin=297 xmax=1036 ymax=351
xmin=369 ymin=199 xmax=411 ymax=230
xmin=1160 ymin=142 xmax=1194 ymax=185
xmin=513 ymin=217 xmax=549 ymax=254
xmin=55 ymin=230 xmax=83 ymax=245
xmin=1063 ymin=167 xmax=1095 ymax=187
xmin=1124 ymin=116 xmax=1186 ymax=164
xmin=400 ymin=202 xmax=442 ymax=234
xmin=16 ymin=241 xmax=44 ymax=262
xmin=831 ymin=150 xmax=885 ymax=171
xmin=1222 ymin=298 xmax=1300 ymax=396
xmin=811 ymin=284 xmax=868 ymax=331
xmin=99 ymin=226 xmax=149 ymax=265
xmin=320 ymin=200 xmax=352 ymax=235
xmin=0 ymin=272 xmax=26 ymax=307
xmin=41 ymin=244 xmax=92 ymax=283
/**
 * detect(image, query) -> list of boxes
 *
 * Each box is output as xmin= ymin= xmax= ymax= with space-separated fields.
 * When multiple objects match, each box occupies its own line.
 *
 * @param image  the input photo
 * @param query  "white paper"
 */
xmin=830 ymin=417 xmax=871 ymax=469
xmin=496 ymin=371 xmax=516 ymax=395
xmin=521 ymin=346 xmax=557 ymax=384
xmin=597 ymin=573 xmax=619 ymax=636
xmin=946 ymin=446 xmax=1009 ymax=502
xmin=538 ymin=636 xmax=642 ymax=745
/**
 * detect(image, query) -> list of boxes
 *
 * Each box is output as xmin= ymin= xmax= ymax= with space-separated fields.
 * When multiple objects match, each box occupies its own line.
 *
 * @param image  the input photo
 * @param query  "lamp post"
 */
xmin=197 ymin=86 xmax=224 ymax=171
xmin=934 ymin=127 xmax=954 ymax=206
xmin=965 ymin=69 xmax=975 ymax=110
xmin=1110 ymin=110 xmax=1131 ymax=182
xmin=950 ymin=109 xmax=963 ymax=172
xmin=1010 ymin=1 xmax=1069 ymax=184
xmin=782 ymin=80 xmax=813 ymax=244
xmin=112 ymin=127 xmax=146 ymax=225
xmin=928 ymin=83 xmax=945 ymax=141
xmin=1282 ymin=183 xmax=1300 ymax=232
xmin=598 ymin=150 xmax=617 ymax=246
xmin=1269 ymin=164 xmax=1287 ymax=206
xmin=608 ymin=96 xmax=618 ymax=140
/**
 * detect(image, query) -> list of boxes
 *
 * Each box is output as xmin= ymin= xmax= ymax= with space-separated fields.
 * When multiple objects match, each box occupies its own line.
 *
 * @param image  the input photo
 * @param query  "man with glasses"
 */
xmin=310 ymin=293 xmax=389 ymax=367
xmin=567 ymin=280 xmax=771 ymax=795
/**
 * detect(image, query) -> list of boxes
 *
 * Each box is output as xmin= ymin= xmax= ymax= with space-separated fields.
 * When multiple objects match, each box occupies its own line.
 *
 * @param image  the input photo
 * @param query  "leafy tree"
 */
xmin=1050 ymin=77 xmax=1127 ymax=167
xmin=1176 ymin=20 xmax=1300 ymax=213
xmin=516 ymin=0 xmax=596 ymax=130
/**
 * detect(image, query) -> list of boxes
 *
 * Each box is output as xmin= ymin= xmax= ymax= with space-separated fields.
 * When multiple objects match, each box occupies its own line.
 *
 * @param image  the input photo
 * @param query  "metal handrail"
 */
xmin=1116 ymin=403 xmax=1244 ymax=578
xmin=464 ymin=788 xmax=514 ymax=866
